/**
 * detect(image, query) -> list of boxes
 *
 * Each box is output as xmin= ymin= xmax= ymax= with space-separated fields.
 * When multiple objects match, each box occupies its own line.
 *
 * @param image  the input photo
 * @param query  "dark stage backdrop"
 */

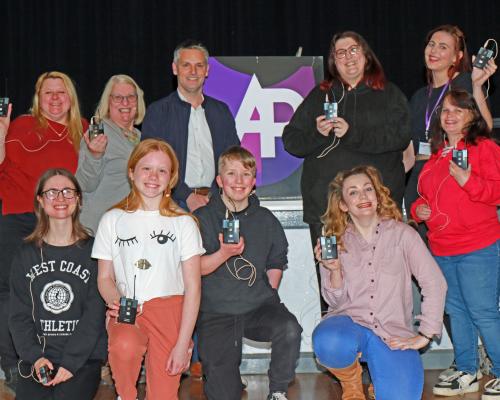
xmin=2 ymin=0 xmax=499 ymax=120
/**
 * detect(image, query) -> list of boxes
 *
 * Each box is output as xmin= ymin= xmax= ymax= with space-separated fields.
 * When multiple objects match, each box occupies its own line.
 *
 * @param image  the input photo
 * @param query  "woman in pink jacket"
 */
xmin=313 ymin=165 xmax=447 ymax=400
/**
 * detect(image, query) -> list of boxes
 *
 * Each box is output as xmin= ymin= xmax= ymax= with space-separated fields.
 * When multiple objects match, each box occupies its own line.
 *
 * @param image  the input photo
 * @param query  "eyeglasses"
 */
xmin=110 ymin=94 xmax=138 ymax=104
xmin=335 ymin=45 xmax=361 ymax=59
xmin=41 ymin=188 xmax=78 ymax=200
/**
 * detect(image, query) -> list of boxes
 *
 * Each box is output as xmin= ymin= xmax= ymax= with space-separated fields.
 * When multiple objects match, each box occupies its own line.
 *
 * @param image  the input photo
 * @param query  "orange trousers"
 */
xmin=107 ymin=296 xmax=184 ymax=400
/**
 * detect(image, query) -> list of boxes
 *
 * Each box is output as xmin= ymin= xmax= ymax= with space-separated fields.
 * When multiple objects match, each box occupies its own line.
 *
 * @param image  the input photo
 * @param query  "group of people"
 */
xmin=283 ymin=25 xmax=499 ymax=400
xmin=0 ymin=39 xmax=296 ymax=400
xmin=0 ymin=25 xmax=497 ymax=400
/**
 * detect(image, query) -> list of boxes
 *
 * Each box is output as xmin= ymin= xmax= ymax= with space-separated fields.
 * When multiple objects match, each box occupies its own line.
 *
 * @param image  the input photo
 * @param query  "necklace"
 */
xmin=106 ymin=119 xmax=140 ymax=145
xmin=47 ymin=121 xmax=68 ymax=137
xmin=121 ymin=128 xmax=140 ymax=145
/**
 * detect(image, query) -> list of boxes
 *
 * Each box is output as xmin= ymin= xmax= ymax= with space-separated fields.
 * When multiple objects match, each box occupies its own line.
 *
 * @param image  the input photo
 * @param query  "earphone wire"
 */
xmin=416 ymin=154 xmax=451 ymax=231
xmin=222 ymin=193 xmax=256 ymax=286
xmin=18 ymin=245 xmax=48 ymax=382
xmin=317 ymin=81 xmax=345 ymax=159
xmin=225 ymin=256 xmax=257 ymax=287
xmin=481 ymin=38 xmax=498 ymax=100
xmin=5 ymin=131 xmax=70 ymax=153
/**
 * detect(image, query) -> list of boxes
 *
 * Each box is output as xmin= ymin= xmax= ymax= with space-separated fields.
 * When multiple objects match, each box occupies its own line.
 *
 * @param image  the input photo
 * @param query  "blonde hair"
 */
xmin=95 ymin=74 xmax=146 ymax=125
xmin=31 ymin=71 xmax=84 ymax=152
xmin=113 ymin=139 xmax=191 ymax=218
xmin=218 ymin=145 xmax=257 ymax=177
xmin=321 ymin=165 xmax=402 ymax=250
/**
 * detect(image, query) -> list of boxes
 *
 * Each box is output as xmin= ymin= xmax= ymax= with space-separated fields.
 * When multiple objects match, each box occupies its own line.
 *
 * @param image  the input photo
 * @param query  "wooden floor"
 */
xmin=0 ymin=370 xmax=492 ymax=399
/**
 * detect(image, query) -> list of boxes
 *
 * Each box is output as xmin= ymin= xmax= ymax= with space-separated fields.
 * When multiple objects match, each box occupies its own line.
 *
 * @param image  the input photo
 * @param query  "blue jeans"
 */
xmin=434 ymin=240 xmax=500 ymax=377
xmin=313 ymin=316 xmax=423 ymax=400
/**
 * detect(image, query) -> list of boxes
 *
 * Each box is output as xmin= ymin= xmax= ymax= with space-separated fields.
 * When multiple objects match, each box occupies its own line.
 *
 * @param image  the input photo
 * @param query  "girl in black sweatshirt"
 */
xmin=9 ymin=168 xmax=106 ymax=400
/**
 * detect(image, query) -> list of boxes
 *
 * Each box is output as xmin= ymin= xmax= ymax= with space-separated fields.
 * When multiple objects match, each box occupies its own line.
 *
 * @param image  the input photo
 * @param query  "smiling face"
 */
xmin=334 ymin=37 xmax=366 ymax=87
xmin=129 ymin=150 xmax=172 ymax=210
xmin=108 ymin=82 xmax=138 ymax=130
xmin=339 ymin=173 xmax=378 ymax=221
xmin=172 ymin=48 xmax=209 ymax=98
xmin=440 ymin=97 xmax=471 ymax=139
xmin=216 ymin=158 xmax=256 ymax=211
xmin=39 ymin=78 xmax=71 ymax=124
xmin=38 ymin=175 xmax=78 ymax=221
xmin=425 ymin=31 xmax=462 ymax=75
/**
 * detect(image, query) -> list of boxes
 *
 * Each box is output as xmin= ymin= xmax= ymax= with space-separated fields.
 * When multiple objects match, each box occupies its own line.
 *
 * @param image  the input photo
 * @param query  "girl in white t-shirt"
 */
xmin=92 ymin=138 xmax=203 ymax=400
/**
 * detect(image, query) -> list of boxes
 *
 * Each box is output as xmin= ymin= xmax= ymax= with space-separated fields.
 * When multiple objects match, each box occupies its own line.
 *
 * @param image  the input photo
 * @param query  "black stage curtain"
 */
xmin=2 ymin=0 xmax=499 ymax=119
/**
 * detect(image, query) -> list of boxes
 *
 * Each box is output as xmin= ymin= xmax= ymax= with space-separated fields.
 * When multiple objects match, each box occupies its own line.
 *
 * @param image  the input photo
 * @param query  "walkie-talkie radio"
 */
xmin=223 ymin=218 xmax=240 ymax=244
xmin=117 ymin=275 xmax=138 ymax=324
xmin=39 ymin=365 xmax=53 ymax=384
xmin=323 ymin=102 xmax=338 ymax=121
xmin=452 ymin=149 xmax=468 ymax=170
xmin=0 ymin=78 xmax=9 ymax=117
xmin=0 ymin=97 xmax=8 ymax=118
xmin=473 ymin=39 xmax=497 ymax=69
xmin=320 ymin=236 xmax=338 ymax=260
xmin=89 ymin=116 xmax=104 ymax=140
xmin=117 ymin=296 xmax=138 ymax=324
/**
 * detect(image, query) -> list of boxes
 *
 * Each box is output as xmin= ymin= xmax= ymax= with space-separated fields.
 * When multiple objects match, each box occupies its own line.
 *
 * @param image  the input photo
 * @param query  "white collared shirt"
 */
xmin=178 ymin=90 xmax=215 ymax=188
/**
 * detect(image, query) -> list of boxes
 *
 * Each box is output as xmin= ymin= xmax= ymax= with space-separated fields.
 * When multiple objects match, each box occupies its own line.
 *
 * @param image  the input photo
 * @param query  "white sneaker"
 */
xmin=267 ymin=392 xmax=288 ymax=400
xmin=482 ymin=378 xmax=500 ymax=400
xmin=433 ymin=371 xmax=479 ymax=396
xmin=438 ymin=364 xmax=482 ymax=381
xmin=438 ymin=365 xmax=457 ymax=381
xmin=241 ymin=376 xmax=248 ymax=390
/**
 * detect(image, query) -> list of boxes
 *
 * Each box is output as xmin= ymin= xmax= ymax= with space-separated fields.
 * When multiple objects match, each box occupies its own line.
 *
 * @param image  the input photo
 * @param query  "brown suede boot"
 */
xmin=328 ymin=358 xmax=366 ymax=400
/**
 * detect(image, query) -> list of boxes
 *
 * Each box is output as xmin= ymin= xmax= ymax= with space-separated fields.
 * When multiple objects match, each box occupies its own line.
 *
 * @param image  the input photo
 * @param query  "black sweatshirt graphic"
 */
xmin=9 ymin=239 xmax=106 ymax=374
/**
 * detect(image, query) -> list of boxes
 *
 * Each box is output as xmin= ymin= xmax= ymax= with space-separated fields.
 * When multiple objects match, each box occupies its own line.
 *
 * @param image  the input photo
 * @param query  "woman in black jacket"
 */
xmin=282 ymin=31 xmax=411 ymax=310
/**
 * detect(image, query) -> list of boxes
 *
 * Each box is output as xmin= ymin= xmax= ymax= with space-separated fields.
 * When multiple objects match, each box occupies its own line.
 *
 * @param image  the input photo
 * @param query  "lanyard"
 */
xmin=424 ymin=81 xmax=450 ymax=140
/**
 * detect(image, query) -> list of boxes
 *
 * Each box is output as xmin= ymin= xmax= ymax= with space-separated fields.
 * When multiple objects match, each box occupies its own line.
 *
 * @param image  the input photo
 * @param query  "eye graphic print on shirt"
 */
xmin=40 ymin=280 xmax=74 ymax=314
xmin=114 ymin=222 xmax=178 ymax=273
xmin=150 ymin=230 xmax=176 ymax=245
xmin=113 ymin=215 xmax=185 ymax=301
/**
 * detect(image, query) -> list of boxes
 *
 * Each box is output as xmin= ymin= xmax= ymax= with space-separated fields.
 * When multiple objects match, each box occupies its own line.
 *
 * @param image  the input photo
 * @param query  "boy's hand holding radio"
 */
xmin=218 ymin=233 xmax=245 ymax=261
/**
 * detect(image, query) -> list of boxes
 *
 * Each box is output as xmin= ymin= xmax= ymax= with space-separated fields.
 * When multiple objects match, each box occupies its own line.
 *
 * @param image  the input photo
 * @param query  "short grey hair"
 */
xmin=173 ymin=39 xmax=209 ymax=64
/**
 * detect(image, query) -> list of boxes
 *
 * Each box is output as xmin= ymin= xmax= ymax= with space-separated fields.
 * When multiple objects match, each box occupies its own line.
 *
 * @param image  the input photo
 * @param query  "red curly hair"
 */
xmin=321 ymin=165 xmax=402 ymax=250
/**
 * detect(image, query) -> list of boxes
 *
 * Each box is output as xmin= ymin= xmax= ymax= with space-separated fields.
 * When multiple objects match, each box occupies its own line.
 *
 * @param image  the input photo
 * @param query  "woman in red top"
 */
xmin=0 ymin=71 xmax=87 ymax=393
xmin=411 ymin=89 xmax=500 ymax=398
